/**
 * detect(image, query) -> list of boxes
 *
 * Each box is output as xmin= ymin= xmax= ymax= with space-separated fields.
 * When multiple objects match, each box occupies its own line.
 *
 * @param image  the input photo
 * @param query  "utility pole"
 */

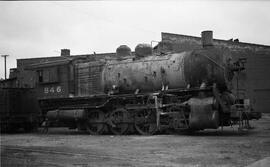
xmin=1 ymin=55 xmax=9 ymax=80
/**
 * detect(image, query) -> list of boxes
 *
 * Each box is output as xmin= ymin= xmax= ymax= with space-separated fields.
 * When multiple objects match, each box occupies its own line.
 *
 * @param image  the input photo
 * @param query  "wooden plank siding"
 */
xmin=75 ymin=62 xmax=104 ymax=96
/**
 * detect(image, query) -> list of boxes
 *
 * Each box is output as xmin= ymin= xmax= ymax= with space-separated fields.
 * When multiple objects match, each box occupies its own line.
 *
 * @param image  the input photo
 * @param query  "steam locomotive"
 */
xmin=0 ymin=31 xmax=260 ymax=134
xmin=33 ymin=31 xmax=259 ymax=135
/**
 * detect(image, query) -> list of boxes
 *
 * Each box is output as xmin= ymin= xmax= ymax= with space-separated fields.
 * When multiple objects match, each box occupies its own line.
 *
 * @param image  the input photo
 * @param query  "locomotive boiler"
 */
xmin=38 ymin=31 xmax=259 ymax=135
xmin=103 ymin=44 xmax=232 ymax=94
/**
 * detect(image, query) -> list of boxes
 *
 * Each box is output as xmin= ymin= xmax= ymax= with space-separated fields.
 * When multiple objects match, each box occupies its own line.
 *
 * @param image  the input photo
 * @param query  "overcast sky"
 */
xmin=0 ymin=0 xmax=270 ymax=79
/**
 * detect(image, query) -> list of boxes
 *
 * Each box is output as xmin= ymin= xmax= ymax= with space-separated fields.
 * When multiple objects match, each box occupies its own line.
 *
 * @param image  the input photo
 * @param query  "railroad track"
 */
xmin=1 ymin=145 xmax=153 ymax=166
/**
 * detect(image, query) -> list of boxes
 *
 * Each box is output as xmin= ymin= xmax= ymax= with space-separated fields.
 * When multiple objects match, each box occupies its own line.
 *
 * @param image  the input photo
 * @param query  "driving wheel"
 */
xmin=109 ymin=108 xmax=130 ymax=135
xmin=85 ymin=109 xmax=106 ymax=135
xmin=134 ymin=109 xmax=158 ymax=135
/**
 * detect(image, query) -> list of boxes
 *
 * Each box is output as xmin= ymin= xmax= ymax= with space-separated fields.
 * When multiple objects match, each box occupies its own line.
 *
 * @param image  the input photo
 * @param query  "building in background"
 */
xmin=157 ymin=32 xmax=270 ymax=113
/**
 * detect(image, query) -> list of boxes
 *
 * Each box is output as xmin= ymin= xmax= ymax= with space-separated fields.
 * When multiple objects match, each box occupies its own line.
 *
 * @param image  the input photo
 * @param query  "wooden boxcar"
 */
xmin=0 ymin=88 xmax=40 ymax=132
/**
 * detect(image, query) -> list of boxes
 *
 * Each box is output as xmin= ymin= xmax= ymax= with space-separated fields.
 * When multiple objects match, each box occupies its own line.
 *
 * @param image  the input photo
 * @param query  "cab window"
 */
xmin=37 ymin=67 xmax=59 ymax=83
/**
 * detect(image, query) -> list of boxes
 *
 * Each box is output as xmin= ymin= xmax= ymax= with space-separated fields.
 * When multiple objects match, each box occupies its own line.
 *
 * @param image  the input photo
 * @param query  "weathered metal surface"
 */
xmin=188 ymin=97 xmax=219 ymax=130
xmin=103 ymin=47 xmax=232 ymax=94
xmin=184 ymin=47 xmax=232 ymax=90
xmin=103 ymin=52 xmax=187 ymax=93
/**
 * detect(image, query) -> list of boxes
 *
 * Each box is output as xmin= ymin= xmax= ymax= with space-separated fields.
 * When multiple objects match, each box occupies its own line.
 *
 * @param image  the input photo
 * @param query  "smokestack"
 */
xmin=201 ymin=31 xmax=213 ymax=47
xmin=61 ymin=49 xmax=70 ymax=56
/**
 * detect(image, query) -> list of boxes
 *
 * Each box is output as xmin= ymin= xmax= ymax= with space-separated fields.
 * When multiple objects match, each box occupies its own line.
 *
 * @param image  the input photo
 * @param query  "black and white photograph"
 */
xmin=0 ymin=0 xmax=270 ymax=166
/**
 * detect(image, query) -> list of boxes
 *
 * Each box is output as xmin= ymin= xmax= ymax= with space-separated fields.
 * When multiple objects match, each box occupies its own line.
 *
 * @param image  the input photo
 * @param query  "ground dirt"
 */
xmin=1 ymin=114 xmax=270 ymax=167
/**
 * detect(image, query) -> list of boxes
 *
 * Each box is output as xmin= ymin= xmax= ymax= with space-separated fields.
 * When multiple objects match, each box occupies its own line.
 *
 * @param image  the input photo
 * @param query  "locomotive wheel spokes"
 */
xmin=109 ymin=108 xmax=130 ymax=135
xmin=85 ymin=110 xmax=106 ymax=135
xmin=134 ymin=109 xmax=158 ymax=135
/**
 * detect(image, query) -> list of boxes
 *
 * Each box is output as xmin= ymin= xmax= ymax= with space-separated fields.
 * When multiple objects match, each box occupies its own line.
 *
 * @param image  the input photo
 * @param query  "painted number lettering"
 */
xmin=44 ymin=87 xmax=49 ymax=94
xmin=50 ymin=87 xmax=54 ymax=93
xmin=44 ymin=86 xmax=62 ymax=94
xmin=56 ymin=86 xmax=61 ymax=93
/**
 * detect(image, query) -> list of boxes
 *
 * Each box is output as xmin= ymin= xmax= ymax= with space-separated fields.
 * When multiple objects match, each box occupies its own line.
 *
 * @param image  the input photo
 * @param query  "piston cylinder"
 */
xmin=46 ymin=109 xmax=86 ymax=121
